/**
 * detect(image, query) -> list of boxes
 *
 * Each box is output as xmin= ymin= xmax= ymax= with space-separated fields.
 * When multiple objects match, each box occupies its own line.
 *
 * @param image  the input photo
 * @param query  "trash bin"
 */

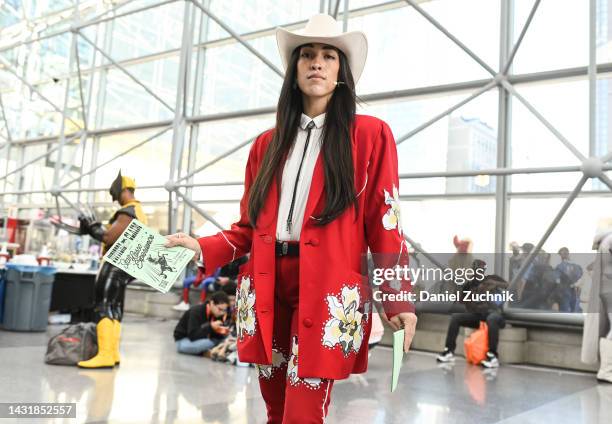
xmin=2 ymin=264 xmax=56 ymax=331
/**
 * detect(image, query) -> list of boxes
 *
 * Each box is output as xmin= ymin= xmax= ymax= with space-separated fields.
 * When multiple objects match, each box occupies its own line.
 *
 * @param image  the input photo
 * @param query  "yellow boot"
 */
xmin=113 ymin=320 xmax=121 ymax=366
xmin=78 ymin=318 xmax=115 ymax=369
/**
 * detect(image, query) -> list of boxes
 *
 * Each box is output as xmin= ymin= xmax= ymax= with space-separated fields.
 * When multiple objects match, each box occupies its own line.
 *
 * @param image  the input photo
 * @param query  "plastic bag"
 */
xmin=464 ymin=321 xmax=489 ymax=365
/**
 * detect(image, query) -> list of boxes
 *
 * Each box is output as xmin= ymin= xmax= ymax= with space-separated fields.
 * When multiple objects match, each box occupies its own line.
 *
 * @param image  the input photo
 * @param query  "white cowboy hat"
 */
xmin=275 ymin=14 xmax=368 ymax=84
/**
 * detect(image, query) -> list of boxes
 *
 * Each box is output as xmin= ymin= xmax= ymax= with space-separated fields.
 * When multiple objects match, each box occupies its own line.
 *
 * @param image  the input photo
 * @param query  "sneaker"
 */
xmin=436 ymin=348 xmax=455 ymax=363
xmin=481 ymin=352 xmax=499 ymax=368
xmin=172 ymin=301 xmax=190 ymax=311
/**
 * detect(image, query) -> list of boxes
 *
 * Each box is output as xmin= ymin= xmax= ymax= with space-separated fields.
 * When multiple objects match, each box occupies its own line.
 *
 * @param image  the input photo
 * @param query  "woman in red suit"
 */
xmin=166 ymin=13 xmax=417 ymax=424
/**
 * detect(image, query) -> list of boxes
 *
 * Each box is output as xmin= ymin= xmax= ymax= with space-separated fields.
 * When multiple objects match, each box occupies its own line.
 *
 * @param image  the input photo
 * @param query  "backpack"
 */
xmin=44 ymin=322 xmax=98 ymax=365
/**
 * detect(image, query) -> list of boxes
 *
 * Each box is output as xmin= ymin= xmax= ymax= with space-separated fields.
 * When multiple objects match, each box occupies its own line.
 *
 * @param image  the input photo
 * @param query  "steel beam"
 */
xmin=597 ymin=173 xmax=612 ymax=191
xmin=500 ymin=79 xmax=586 ymax=161
xmin=395 ymin=79 xmax=498 ymax=146
xmin=176 ymin=135 xmax=257 ymax=183
xmin=509 ymin=176 xmax=588 ymax=288
xmin=589 ymin=0 xmax=597 ymax=158
xmin=0 ymin=56 xmax=83 ymax=130
xmin=182 ymin=1 xmax=212 ymax=235
xmin=62 ymin=126 xmax=172 ymax=189
xmin=404 ymin=0 xmax=497 ymax=77
xmin=502 ymin=0 xmax=540 ymax=75
xmin=175 ymin=189 xmax=226 ymax=231
xmin=494 ymin=0 xmax=513 ymax=276
xmin=76 ymin=0 xmax=179 ymax=30
xmin=168 ymin=0 xmax=196 ymax=233
xmin=77 ymin=31 xmax=175 ymax=112
xmin=0 ymin=133 xmax=81 ymax=182
xmin=52 ymin=19 xmax=80 ymax=193
xmin=10 ymin=61 xmax=612 ymax=146
xmin=189 ymin=0 xmax=284 ymax=78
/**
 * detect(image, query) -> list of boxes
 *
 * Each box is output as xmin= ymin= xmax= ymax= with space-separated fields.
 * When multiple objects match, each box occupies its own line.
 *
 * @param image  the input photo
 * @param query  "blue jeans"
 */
xmin=175 ymin=337 xmax=221 ymax=355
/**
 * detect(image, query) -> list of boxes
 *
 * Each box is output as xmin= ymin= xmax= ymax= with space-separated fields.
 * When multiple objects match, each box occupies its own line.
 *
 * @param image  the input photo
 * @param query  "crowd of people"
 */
xmin=509 ymin=242 xmax=585 ymax=312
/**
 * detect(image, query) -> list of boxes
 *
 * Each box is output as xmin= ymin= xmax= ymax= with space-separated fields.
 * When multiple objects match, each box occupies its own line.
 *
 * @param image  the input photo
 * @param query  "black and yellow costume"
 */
xmin=78 ymin=171 xmax=147 ymax=369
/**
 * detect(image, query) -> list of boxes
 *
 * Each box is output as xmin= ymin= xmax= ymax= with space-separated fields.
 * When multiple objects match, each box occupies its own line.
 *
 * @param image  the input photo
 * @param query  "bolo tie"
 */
xmin=286 ymin=120 xmax=316 ymax=233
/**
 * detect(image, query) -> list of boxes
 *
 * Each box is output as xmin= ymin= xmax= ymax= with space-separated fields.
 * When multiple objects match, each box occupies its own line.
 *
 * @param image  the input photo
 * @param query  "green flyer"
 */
xmin=391 ymin=329 xmax=405 ymax=392
xmin=103 ymin=220 xmax=194 ymax=293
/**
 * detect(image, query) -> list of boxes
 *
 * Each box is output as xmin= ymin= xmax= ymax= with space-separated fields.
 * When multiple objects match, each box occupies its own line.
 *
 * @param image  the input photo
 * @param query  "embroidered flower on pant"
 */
xmin=256 ymin=348 xmax=287 ymax=380
xmin=237 ymin=275 xmax=256 ymax=339
xmin=323 ymin=286 xmax=364 ymax=356
xmin=382 ymin=185 xmax=402 ymax=235
xmin=287 ymin=336 xmax=322 ymax=389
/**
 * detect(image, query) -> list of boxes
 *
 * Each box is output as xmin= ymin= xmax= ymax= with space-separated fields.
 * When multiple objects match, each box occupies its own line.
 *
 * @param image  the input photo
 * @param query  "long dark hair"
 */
xmin=248 ymin=45 xmax=359 ymax=227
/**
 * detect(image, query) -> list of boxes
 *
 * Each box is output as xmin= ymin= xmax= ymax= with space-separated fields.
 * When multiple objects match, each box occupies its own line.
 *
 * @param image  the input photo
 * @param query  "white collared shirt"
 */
xmin=276 ymin=112 xmax=326 ymax=241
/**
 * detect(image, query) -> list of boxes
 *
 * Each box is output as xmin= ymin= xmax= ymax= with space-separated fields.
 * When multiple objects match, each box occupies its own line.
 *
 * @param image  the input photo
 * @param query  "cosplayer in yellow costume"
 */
xmin=77 ymin=171 xmax=147 ymax=368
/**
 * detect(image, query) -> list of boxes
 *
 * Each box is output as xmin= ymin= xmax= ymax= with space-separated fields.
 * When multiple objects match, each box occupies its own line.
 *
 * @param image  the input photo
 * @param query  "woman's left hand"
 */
xmin=385 ymin=312 xmax=417 ymax=353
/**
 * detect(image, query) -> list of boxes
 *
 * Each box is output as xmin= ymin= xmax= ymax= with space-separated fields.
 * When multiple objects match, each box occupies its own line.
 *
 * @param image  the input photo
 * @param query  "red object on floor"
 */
xmin=464 ymin=321 xmax=489 ymax=365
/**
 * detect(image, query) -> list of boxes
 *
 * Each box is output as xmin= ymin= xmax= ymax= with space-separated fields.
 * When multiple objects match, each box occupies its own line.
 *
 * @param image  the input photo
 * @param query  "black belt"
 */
xmin=275 ymin=241 xmax=300 ymax=257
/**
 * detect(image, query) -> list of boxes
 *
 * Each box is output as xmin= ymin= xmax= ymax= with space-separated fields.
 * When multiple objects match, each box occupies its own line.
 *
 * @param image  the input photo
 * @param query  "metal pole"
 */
xmin=509 ymin=176 xmax=588 ymax=287
xmin=0 ymin=93 xmax=12 ymax=239
xmin=168 ymin=0 xmax=196 ymax=234
xmin=589 ymin=0 xmax=597 ymax=159
xmin=177 ymin=135 xmax=256 ymax=183
xmin=182 ymin=0 xmax=211 ymax=235
xmin=395 ymin=79 xmax=498 ymax=146
xmin=62 ymin=126 xmax=173 ymax=189
xmin=332 ymin=0 xmax=341 ymax=18
xmin=0 ymin=133 xmax=81 ymax=182
xmin=494 ymin=0 xmax=513 ymax=276
xmin=88 ymin=12 xmax=115 ymax=207
xmin=76 ymin=0 xmax=180 ymax=31
xmin=0 ymin=56 xmax=83 ymax=130
xmin=74 ymin=38 xmax=88 ymax=131
xmin=597 ymin=174 xmax=612 ymax=191
xmin=11 ymin=61 xmax=612 ymax=146
xmin=189 ymin=0 xmax=284 ymax=78
xmin=76 ymin=0 xmax=140 ymax=29
xmin=502 ymin=0 xmax=540 ymax=75
xmin=51 ymin=23 xmax=80 ymax=193
xmin=175 ymin=190 xmax=225 ymax=231
xmin=77 ymin=32 xmax=175 ymax=112
xmin=501 ymin=79 xmax=587 ymax=161
xmin=404 ymin=0 xmax=497 ymax=77
xmin=398 ymin=165 xmax=611 ymax=179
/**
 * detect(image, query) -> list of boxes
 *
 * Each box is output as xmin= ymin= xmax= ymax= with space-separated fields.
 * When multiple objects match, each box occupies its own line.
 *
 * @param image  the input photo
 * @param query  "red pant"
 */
xmin=256 ymin=255 xmax=334 ymax=424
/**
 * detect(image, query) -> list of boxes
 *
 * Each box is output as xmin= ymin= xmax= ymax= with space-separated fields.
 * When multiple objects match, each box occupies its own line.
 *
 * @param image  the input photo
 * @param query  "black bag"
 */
xmin=44 ymin=322 xmax=98 ymax=365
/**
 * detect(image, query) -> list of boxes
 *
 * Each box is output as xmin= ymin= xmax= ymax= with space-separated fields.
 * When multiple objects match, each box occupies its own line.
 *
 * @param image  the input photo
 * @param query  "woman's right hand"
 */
xmin=165 ymin=232 xmax=202 ymax=259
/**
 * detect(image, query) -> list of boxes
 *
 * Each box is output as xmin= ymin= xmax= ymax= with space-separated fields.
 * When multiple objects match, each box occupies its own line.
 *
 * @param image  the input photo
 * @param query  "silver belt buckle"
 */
xmin=282 ymin=241 xmax=288 ymax=256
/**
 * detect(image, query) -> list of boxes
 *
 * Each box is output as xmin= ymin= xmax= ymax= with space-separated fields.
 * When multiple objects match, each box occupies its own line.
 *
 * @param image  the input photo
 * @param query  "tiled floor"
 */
xmin=0 ymin=314 xmax=610 ymax=423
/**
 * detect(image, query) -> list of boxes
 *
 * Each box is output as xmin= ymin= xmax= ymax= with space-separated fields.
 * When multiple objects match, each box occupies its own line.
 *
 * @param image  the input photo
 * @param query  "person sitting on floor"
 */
xmin=437 ymin=259 xmax=509 ymax=368
xmin=173 ymin=291 xmax=231 ymax=356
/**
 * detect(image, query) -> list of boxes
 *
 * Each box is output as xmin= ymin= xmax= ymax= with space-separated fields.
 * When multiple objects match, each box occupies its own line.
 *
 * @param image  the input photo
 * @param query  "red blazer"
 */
xmin=198 ymin=114 xmax=413 ymax=380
